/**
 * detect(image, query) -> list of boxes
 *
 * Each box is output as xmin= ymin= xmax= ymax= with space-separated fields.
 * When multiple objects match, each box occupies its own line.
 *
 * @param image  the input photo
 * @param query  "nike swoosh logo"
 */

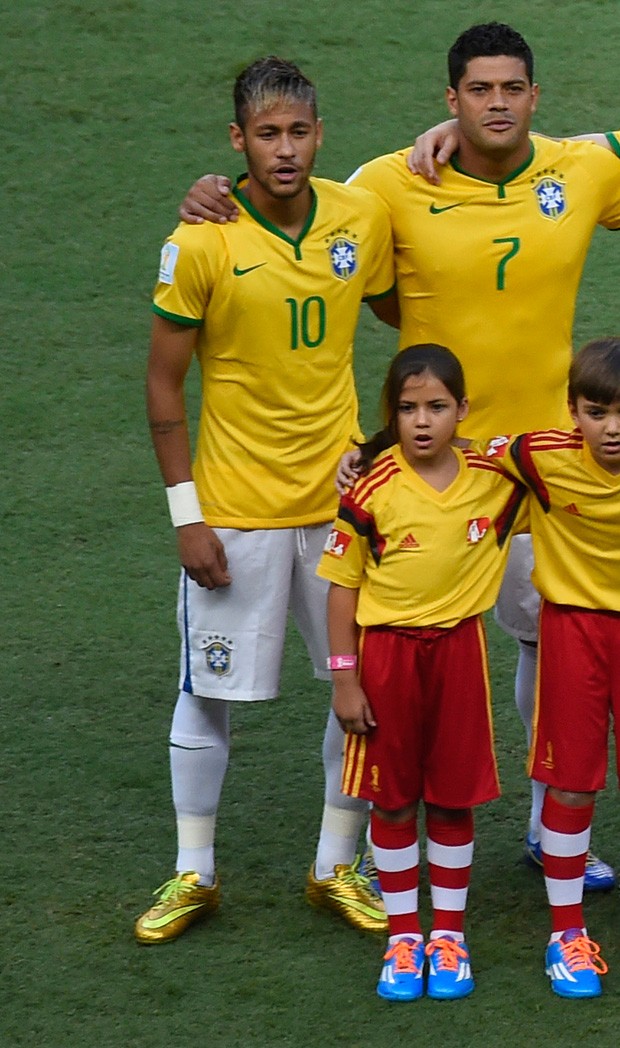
xmin=327 ymin=893 xmax=385 ymax=919
xmin=140 ymin=903 xmax=204 ymax=929
xmin=233 ymin=262 xmax=267 ymax=276
xmin=429 ymin=202 xmax=464 ymax=214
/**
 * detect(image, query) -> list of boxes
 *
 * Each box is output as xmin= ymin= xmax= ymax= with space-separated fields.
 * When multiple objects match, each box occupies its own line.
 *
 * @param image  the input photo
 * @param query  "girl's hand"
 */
xmin=332 ymin=680 xmax=376 ymax=735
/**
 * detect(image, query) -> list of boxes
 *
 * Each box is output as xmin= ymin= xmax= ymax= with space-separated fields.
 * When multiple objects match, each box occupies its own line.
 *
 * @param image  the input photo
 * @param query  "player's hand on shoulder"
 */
xmin=177 ymin=522 xmax=232 ymax=588
xmin=332 ymin=680 xmax=376 ymax=735
xmin=336 ymin=449 xmax=363 ymax=495
xmin=407 ymin=118 xmax=459 ymax=185
xmin=179 ymin=174 xmax=239 ymax=225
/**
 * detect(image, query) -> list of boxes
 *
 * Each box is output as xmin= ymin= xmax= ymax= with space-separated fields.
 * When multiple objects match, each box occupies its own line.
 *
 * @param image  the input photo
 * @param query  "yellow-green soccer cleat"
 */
xmin=134 ymin=871 xmax=220 ymax=944
xmin=305 ymin=857 xmax=388 ymax=933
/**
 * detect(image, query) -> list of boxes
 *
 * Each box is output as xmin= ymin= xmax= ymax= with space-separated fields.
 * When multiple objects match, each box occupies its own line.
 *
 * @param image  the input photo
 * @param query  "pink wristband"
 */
xmin=327 ymin=654 xmax=358 ymax=671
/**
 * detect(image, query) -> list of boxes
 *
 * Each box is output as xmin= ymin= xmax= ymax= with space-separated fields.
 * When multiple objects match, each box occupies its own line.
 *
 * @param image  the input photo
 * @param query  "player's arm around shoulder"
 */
xmin=146 ymin=313 xmax=231 ymax=590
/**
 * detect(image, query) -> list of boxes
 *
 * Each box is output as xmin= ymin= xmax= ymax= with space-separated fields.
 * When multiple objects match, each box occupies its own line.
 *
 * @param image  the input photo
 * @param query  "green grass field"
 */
xmin=3 ymin=1 xmax=620 ymax=1044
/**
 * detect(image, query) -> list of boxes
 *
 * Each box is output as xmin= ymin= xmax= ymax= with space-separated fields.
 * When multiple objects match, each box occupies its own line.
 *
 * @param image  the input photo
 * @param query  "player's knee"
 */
xmin=169 ymin=690 xmax=230 ymax=749
xmin=373 ymin=803 xmax=418 ymax=824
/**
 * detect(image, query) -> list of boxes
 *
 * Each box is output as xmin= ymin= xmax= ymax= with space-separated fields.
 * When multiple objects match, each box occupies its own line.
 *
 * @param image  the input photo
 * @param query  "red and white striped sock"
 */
xmin=426 ymin=808 xmax=474 ymax=942
xmin=541 ymin=791 xmax=593 ymax=940
xmin=370 ymin=810 xmax=422 ymax=942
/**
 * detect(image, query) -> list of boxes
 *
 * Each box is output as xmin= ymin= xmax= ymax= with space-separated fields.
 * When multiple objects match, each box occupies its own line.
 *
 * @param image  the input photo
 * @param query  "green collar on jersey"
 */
xmin=233 ymin=174 xmax=317 ymax=259
xmin=450 ymin=141 xmax=535 ymax=199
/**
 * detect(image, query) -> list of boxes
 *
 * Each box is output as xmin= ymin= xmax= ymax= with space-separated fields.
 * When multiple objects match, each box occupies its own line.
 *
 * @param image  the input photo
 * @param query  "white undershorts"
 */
xmin=494 ymin=534 xmax=540 ymax=644
xmin=177 ymin=524 xmax=332 ymax=701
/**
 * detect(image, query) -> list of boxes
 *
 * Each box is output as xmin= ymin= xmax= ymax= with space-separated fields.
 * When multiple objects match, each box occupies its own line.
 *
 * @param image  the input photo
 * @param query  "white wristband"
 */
xmin=165 ymin=481 xmax=204 ymax=527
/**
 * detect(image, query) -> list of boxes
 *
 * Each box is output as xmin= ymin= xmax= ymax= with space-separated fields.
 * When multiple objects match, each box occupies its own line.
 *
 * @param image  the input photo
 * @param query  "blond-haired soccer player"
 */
xmin=135 ymin=56 xmax=398 ymax=944
xmin=484 ymin=338 xmax=620 ymax=998
xmin=178 ymin=23 xmax=620 ymax=891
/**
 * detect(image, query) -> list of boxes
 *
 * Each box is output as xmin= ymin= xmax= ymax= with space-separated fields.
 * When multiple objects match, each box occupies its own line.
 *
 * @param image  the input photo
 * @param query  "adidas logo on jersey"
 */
xmin=398 ymin=533 xmax=420 ymax=550
xmin=563 ymin=503 xmax=581 ymax=515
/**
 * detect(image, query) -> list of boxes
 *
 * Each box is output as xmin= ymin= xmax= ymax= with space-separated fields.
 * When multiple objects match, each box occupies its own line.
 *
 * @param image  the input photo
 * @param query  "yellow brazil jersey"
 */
xmin=486 ymin=430 xmax=620 ymax=611
xmin=316 ymin=444 xmax=526 ymax=628
xmin=152 ymin=176 xmax=395 ymax=529
xmin=350 ymin=134 xmax=620 ymax=439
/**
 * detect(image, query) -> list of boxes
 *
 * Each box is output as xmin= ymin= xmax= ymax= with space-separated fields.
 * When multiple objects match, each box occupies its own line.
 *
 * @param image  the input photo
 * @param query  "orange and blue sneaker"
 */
xmin=425 ymin=936 xmax=474 ymax=1000
xmin=524 ymin=834 xmax=616 ymax=892
xmin=134 ymin=871 xmax=220 ymax=944
xmin=377 ymin=938 xmax=425 ymax=1001
xmin=545 ymin=929 xmax=608 ymax=998
xmin=306 ymin=858 xmax=388 ymax=934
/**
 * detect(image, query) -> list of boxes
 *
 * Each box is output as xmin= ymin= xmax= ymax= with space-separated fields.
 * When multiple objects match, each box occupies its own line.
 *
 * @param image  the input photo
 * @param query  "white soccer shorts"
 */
xmin=176 ymin=524 xmax=332 ymax=701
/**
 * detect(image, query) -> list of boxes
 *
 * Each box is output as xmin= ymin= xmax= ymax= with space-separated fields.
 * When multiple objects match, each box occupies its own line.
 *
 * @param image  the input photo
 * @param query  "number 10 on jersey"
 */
xmin=285 ymin=296 xmax=326 ymax=349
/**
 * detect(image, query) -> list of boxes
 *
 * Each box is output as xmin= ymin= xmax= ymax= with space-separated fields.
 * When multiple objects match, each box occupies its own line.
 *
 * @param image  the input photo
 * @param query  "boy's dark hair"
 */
xmin=233 ymin=56 xmax=317 ymax=129
xmin=568 ymin=337 xmax=620 ymax=405
xmin=448 ymin=22 xmax=534 ymax=88
xmin=357 ymin=344 xmax=466 ymax=468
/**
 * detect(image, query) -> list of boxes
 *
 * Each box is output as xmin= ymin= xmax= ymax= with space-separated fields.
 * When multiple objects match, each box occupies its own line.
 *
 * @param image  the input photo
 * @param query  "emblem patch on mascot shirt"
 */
xmin=324 ymin=528 xmax=352 ymax=558
xmin=328 ymin=238 xmax=357 ymax=280
xmin=204 ymin=634 xmax=234 ymax=676
xmin=485 ymin=435 xmax=510 ymax=458
xmin=467 ymin=518 xmax=490 ymax=544
xmin=533 ymin=178 xmax=566 ymax=220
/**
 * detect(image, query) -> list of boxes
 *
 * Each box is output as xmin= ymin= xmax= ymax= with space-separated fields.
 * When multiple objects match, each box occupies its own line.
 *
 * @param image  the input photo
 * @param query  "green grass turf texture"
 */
xmin=3 ymin=0 xmax=620 ymax=1044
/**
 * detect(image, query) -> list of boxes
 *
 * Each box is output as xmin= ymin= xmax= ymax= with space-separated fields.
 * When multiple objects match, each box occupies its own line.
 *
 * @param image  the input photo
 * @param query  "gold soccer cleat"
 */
xmin=305 ymin=857 xmax=388 ymax=934
xmin=134 ymin=870 xmax=220 ymax=944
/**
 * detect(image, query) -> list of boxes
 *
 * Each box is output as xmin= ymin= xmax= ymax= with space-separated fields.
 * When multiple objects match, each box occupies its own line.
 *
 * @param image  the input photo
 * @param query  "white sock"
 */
xmin=514 ymin=642 xmax=546 ymax=842
xmin=314 ymin=708 xmax=368 ymax=879
xmin=169 ymin=692 xmax=230 ymax=885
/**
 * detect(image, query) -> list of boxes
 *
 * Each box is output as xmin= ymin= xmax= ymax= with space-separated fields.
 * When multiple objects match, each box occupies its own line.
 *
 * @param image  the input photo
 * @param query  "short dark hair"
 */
xmin=358 ymin=344 xmax=466 ymax=467
xmin=448 ymin=22 xmax=534 ymax=88
xmin=233 ymin=56 xmax=317 ymax=129
xmin=568 ymin=337 xmax=620 ymax=405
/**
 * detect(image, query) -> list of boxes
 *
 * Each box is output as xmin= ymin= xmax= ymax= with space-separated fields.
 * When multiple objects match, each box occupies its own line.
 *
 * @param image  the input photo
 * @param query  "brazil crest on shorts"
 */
xmin=533 ymin=177 xmax=566 ymax=220
xmin=328 ymin=238 xmax=357 ymax=280
xmin=204 ymin=635 xmax=233 ymax=676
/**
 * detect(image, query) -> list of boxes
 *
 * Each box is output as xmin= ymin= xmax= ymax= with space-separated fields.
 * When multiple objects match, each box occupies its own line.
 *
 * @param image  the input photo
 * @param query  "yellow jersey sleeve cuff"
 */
xmin=363 ymin=282 xmax=397 ymax=303
xmin=152 ymin=304 xmax=203 ymax=327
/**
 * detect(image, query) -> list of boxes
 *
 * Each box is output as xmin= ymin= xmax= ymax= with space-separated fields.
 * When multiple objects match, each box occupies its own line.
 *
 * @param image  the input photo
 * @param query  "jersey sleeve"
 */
xmin=316 ymin=493 xmax=370 ymax=587
xmin=484 ymin=433 xmax=550 ymax=512
xmin=347 ymin=149 xmax=411 ymax=209
xmin=582 ymin=142 xmax=620 ymax=228
xmin=360 ymin=192 xmax=396 ymax=301
xmin=152 ymin=223 xmax=222 ymax=325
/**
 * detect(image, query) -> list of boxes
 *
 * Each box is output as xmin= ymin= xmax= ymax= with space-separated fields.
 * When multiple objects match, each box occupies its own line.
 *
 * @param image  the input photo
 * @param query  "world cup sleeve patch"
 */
xmin=467 ymin=517 xmax=490 ymax=544
xmin=533 ymin=177 xmax=566 ymax=220
xmin=323 ymin=528 xmax=352 ymax=557
xmin=159 ymin=242 xmax=180 ymax=284
xmin=328 ymin=238 xmax=357 ymax=280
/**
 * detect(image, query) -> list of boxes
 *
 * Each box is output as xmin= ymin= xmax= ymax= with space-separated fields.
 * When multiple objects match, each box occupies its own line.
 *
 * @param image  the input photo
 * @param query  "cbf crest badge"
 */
xmin=328 ymin=238 xmax=357 ymax=280
xmin=533 ymin=177 xmax=566 ymax=220
xmin=204 ymin=634 xmax=234 ymax=677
